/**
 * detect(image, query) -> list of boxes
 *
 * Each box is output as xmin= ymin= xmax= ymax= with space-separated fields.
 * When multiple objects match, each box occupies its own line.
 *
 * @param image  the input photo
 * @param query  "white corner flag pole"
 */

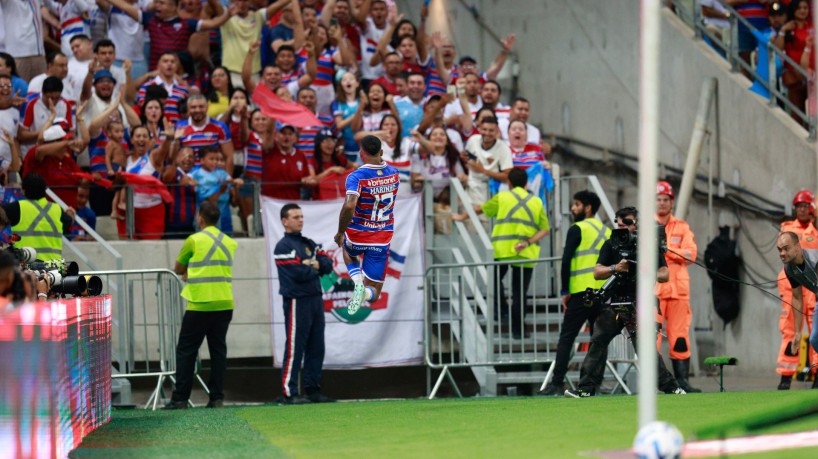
xmin=637 ymin=0 xmax=661 ymax=428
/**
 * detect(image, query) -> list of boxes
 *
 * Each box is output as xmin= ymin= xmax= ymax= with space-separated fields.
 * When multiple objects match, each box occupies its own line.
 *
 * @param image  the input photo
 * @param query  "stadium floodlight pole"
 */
xmin=637 ymin=0 xmax=661 ymax=428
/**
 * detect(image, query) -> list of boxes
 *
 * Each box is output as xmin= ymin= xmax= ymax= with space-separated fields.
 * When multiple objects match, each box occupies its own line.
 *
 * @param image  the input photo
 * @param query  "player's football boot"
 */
xmin=347 ymin=283 xmax=366 ymax=315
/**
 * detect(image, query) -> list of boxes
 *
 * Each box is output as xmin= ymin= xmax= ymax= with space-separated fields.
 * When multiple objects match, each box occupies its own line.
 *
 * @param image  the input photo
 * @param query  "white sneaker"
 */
xmin=347 ymin=284 xmax=366 ymax=315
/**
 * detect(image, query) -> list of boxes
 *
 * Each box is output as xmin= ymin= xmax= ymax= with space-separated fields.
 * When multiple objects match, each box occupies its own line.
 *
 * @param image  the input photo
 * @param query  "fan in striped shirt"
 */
xmin=135 ymin=53 xmax=189 ymax=123
xmin=294 ymin=87 xmax=335 ymax=163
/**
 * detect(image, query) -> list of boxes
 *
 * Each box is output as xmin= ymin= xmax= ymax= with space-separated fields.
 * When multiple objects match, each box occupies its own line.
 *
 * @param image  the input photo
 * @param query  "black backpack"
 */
xmin=704 ymin=226 xmax=741 ymax=326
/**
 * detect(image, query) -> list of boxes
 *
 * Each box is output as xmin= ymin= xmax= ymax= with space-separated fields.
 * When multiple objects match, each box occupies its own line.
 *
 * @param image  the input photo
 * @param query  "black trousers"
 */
xmin=578 ymin=306 xmax=677 ymax=393
xmin=281 ymin=296 xmax=326 ymax=397
xmin=172 ymin=309 xmax=233 ymax=402
xmin=551 ymin=293 xmax=605 ymax=387
xmin=494 ymin=263 xmax=533 ymax=335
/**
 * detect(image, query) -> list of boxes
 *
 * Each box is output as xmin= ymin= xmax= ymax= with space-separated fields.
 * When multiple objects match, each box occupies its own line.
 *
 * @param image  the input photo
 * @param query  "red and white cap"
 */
xmin=656 ymin=180 xmax=674 ymax=198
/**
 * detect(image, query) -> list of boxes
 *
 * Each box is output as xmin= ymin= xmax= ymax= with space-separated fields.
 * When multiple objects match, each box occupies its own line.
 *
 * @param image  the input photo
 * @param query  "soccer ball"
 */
xmin=632 ymin=421 xmax=684 ymax=459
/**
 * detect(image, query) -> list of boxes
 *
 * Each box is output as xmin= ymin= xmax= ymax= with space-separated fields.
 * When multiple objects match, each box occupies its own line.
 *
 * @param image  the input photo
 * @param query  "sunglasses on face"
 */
xmin=0 ymin=83 xmax=12 ymax=89
xmin=621 ymin=218 xmax=636 ymax=226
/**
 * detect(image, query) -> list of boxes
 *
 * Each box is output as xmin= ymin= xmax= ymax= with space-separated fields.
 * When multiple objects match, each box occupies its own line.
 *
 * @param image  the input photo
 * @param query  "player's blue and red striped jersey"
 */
xmin=511 ymin=144 xmax=545 ymax=170
xmin=175 ymin=117 xmax=231 ymax=161
xmin=345 ymin=162 xmax=400 ymax=246
xmin=244 ymin=131 xmax=264 ymax=180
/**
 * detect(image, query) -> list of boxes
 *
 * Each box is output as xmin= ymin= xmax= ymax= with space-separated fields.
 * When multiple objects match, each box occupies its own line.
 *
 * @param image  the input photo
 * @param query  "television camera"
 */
xmin=582 ymin=224 xmax=667 ymax=308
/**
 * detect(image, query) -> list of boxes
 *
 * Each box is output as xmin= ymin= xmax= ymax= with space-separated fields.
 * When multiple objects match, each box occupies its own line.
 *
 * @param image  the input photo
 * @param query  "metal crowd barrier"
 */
xmin=426 ymin=254 xmax=643 ymax=398
xmin=80 ymin=269 xmax=207 ymax=410
xmin=424 ymin=255 xmax=562 ymax=398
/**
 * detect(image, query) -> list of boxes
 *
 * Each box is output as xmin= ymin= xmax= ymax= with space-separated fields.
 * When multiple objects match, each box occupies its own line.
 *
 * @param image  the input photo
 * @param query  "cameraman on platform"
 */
xmin=565 ymin=207 xmax=686 ymax=398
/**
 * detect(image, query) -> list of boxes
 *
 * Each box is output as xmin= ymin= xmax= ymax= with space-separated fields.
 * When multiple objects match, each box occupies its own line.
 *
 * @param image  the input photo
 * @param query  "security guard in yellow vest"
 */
xmin=2 ymin=174 xmax=74 ymax=262
xmin=539 ymin=190 xmax=611 ymax=396
xmin=165 ymin=202 xmax=238 ymax=410
xmin=461 ymin=168 xmax=550 ymax=340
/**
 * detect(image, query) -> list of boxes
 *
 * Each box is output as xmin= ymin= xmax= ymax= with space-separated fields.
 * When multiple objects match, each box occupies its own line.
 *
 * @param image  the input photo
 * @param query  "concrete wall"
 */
xmin=69 ymin=238 xmax=273 ymax=360
xmin=398 ymin=0 xmax=813 ymax=375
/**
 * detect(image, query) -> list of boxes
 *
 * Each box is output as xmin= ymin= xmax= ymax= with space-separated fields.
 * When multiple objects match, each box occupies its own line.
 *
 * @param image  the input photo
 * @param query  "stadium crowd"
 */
xmin=0 ymin=0 xmax=551 ymax=240
xmin=692 ymin=0 xmax=817 ymax=126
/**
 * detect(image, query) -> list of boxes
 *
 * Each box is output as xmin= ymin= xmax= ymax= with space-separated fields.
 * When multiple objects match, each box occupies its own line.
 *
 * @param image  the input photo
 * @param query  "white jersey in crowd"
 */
xmin=43 ymin=0 xmax=96 ymax=57
xmin=107 ymin=0 xmax=151 ymax=63
xmin=381 ymin=138 xmax=412 ymax=183
xmin=498 ymin=119 xmax=541 ymax=145
xmin=359 ymin=17 xmax=388 ymax=80
xmin=443 ymin=96 xmax=483 ymax=122
xmin=1 ymin=0 xmax=46 ymax=57
xmin=66 ymin=57 xmax=93 ymax=102
xmin=28 ymin=73 xmax=81 ymax=100
xmin=0 ymin=106 xmax=20 ymax=173
xmin=411 ymin=150 xmax=465 ymax=196
xmin=464 ymin=134 xmax=513 ymax=206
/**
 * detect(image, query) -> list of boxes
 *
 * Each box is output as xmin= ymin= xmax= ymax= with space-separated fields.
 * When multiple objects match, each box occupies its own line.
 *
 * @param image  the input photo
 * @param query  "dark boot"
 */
xmin=778 ymin=375 xmax=792 ymax=390
xmin=672 ymin=359 xmax=702 ymax=393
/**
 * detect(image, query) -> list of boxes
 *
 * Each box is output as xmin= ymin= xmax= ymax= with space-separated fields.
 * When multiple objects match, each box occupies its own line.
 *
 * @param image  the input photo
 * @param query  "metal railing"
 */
xmin=425 ymin=254 xmax=638 ymax=398
xmin=81 ymin=268 xmax=206 ymax=410
xmin=425 ymin=255 xmax=561 ymax=398
xmin=671 ymin=0 xmax=816 ymax=138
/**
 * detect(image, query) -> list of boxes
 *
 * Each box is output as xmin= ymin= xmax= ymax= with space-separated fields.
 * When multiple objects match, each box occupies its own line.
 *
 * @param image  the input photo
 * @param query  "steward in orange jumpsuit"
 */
xmin=655 ymin=181 xmax=701 ymax=393
xmin=776 ymin=190 xmax=818 ymax=390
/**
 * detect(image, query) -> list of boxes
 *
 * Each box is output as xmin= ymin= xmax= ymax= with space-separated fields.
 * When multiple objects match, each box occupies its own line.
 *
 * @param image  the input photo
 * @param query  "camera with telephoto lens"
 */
xmin=9 ymin=246 xmax=37 ymax=263
xmin=583 ymin=224 xmax=667 ymax=307
xmin=28 ymin=259 xmax=103 ymax=297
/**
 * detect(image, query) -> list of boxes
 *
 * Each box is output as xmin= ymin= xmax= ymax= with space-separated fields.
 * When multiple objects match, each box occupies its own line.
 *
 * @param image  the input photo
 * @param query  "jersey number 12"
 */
xmin=370 ymin=192 xmax=394 ymax=222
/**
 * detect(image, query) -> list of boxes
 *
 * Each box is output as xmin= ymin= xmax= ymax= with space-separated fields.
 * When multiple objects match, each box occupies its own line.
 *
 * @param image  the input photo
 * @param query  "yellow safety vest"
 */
xmin=12 ymin=198 xmax=63 ymax=261
xmin=489 ymin=187 xmax=548 ymax=262
xmin=568 ymin=218 xmax=610 ymax=294
xmin=181 ymin=226 xmax=238 ymax=305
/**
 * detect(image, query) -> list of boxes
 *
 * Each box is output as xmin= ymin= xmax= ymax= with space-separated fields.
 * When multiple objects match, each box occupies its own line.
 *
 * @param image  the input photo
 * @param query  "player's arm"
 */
xmin=334 ymin=194 xmax=358 ymax=247
xmin=792 ymin=285 xmax=804 ymax=354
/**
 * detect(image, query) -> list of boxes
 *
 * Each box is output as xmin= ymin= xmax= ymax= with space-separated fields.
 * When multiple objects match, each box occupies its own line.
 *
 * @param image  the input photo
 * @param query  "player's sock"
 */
xmin=347 ymin=262 xmax=363 ymax=284
xmin=364 ymin=287 xmax=376 ymax=302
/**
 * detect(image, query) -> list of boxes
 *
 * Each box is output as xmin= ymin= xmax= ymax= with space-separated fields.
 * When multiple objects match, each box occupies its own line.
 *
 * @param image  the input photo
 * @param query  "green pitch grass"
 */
xmin=70 ymin=391 xmax=818 ymax=458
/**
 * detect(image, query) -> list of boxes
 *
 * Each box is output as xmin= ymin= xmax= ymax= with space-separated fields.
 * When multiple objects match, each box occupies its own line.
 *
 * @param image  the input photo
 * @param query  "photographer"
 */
xmin=565 ymin=207 xmax=685 ymax=398
xmin=1 ymin=174 xmax=74 ymax=261
xmin=0 ymin=251 xmax=52 ymax=305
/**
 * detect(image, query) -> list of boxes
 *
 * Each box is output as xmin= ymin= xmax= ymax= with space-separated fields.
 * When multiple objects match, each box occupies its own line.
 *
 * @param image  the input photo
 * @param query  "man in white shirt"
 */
xmin=28 ymin=52 xmax=76 ymax=99
xmin=66 ymin=34 xmax=96 ymax=102
xmin=2 ymin=0 xmax=47 ymax=81
xmin=443 ymin=72 xmax=483 ymax=129
xmin=462 ymin=116 xmax=513 ymax=207
xmin=20 ymin=77 xmax=75 ymax=155
xmin=358 ymin=0 xmax=389 ymax=86
xmin=99 ymin=0 xmax=151 ymax=81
